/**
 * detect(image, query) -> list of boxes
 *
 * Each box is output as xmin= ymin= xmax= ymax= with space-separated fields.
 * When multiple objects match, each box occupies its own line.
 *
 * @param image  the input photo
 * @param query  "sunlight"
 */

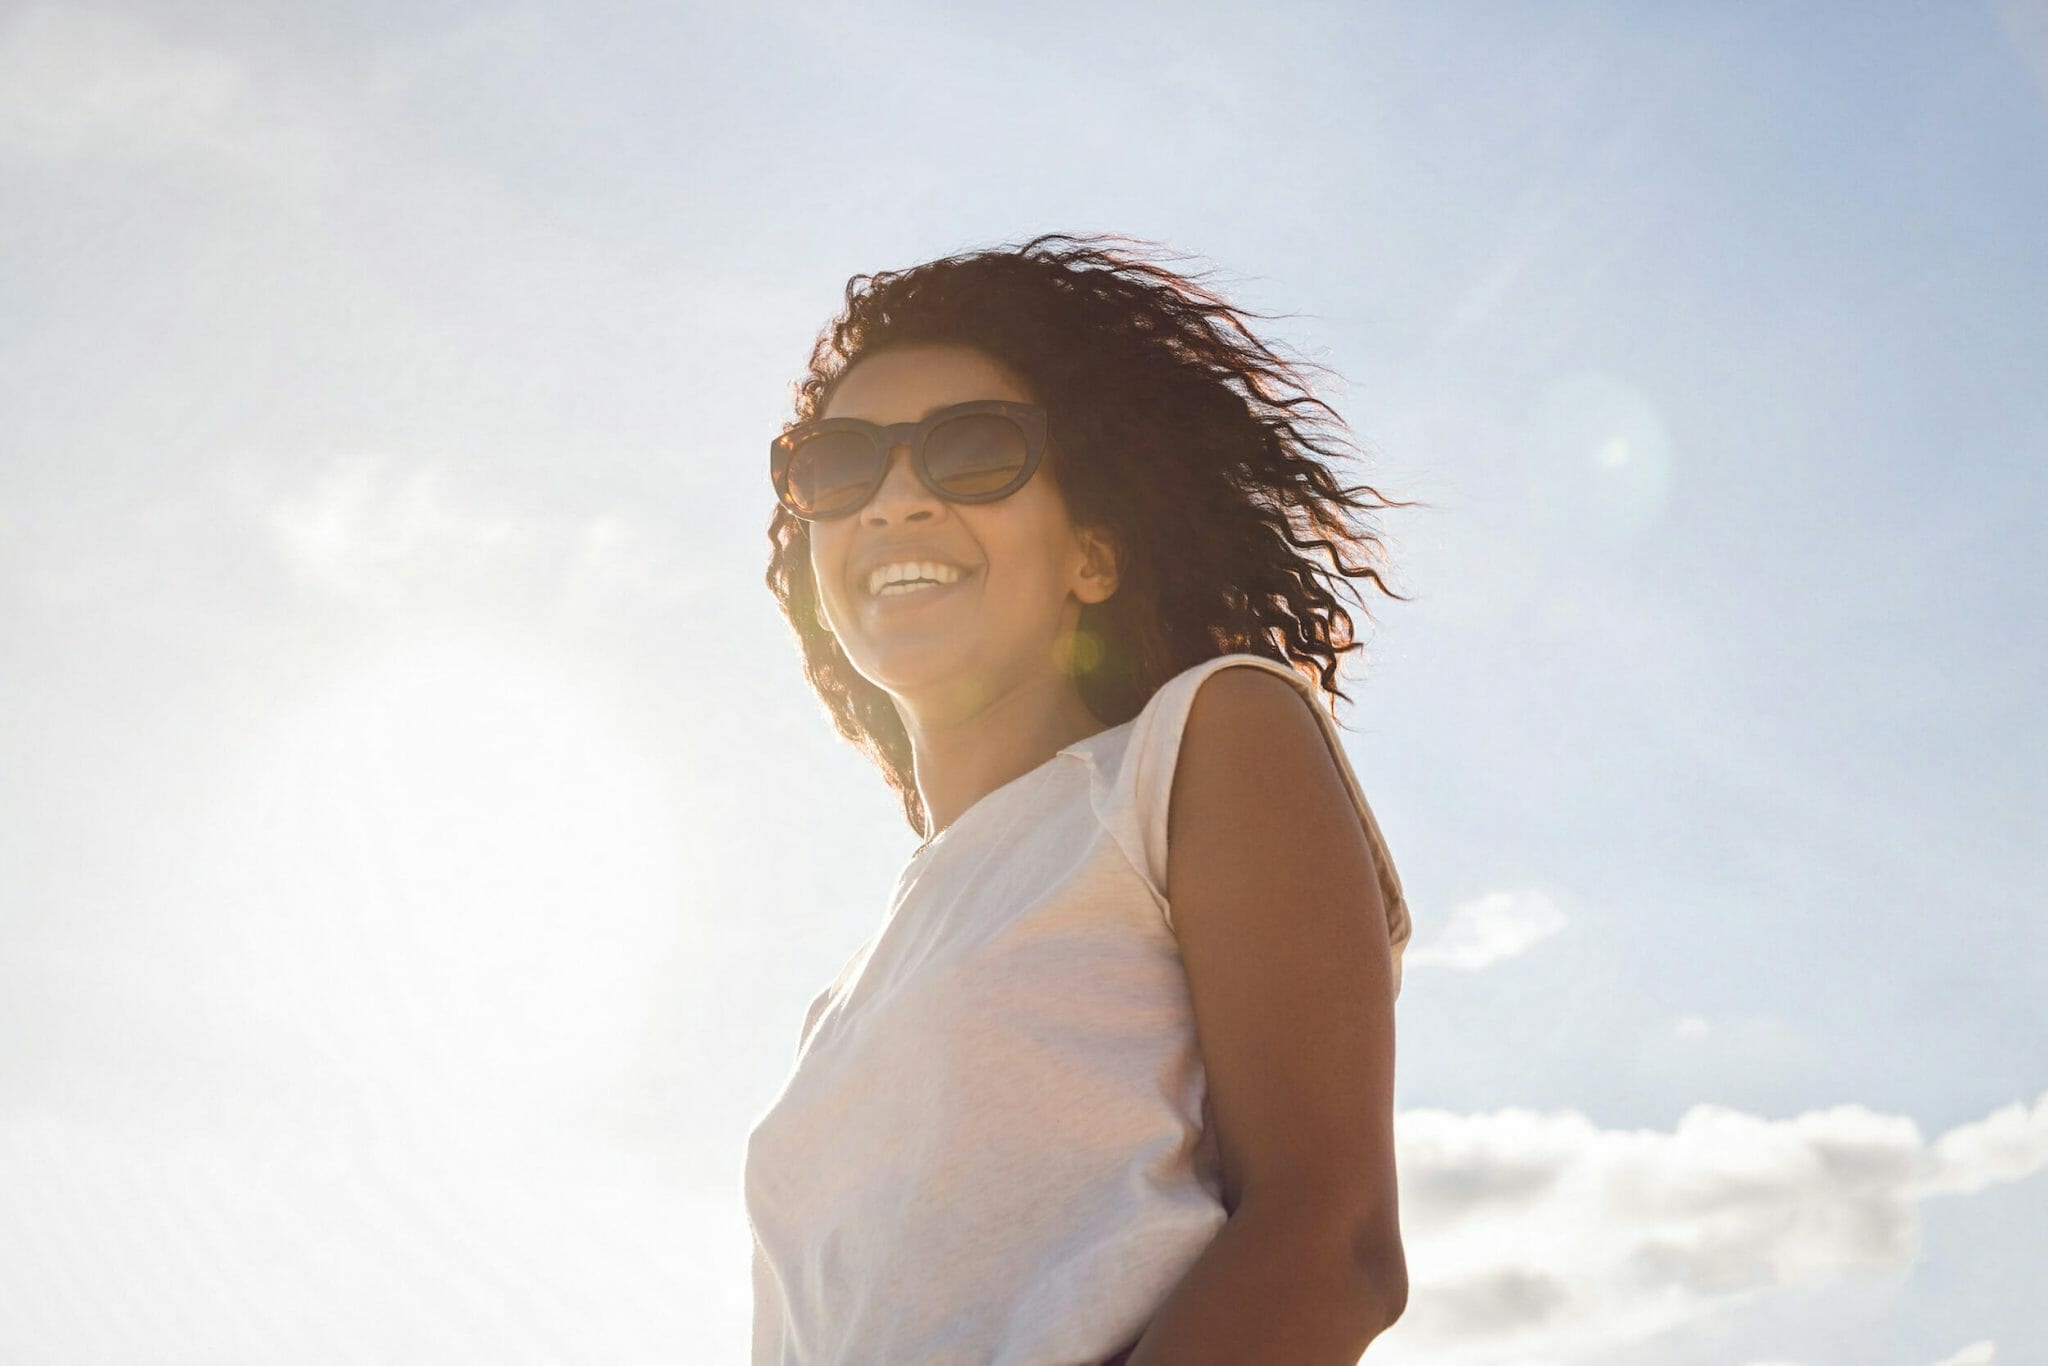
xmin=209 ymin=628 xmax=694 ymax=1124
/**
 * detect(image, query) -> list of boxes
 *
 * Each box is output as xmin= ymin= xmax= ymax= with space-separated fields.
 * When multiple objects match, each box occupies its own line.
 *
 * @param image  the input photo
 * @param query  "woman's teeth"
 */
xmin=867 ymin=561 xmax=968 ymax=596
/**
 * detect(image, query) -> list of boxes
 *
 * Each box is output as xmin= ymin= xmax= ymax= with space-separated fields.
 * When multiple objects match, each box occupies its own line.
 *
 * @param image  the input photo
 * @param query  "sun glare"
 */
xmin=212 ymin=631 xmax=695 ymax=1125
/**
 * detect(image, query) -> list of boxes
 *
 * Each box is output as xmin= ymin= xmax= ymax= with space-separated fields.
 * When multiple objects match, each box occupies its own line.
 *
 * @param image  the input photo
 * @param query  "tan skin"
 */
xmin=810 ymin=342 xmax=1121 ymax=841
xmin=809 ymin=342 xmax=1406 ymax=1356
xmin=1151 ymin=664 xmax=1409 ymax=1355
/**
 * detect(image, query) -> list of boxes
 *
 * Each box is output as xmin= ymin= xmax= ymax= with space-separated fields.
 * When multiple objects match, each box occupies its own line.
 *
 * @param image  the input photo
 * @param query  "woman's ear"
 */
xmin=1074 ymin=526 xmax=1120 ymax=604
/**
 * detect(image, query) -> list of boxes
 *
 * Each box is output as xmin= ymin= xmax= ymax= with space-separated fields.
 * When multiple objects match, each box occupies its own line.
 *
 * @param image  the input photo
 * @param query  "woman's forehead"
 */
xmin=825 ymin=343 xmax=1032 ymax=421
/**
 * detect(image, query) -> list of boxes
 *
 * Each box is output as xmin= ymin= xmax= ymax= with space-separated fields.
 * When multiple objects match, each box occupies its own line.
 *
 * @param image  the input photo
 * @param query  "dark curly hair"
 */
xmin=764 ymin=232 xmax=1421 ymax=840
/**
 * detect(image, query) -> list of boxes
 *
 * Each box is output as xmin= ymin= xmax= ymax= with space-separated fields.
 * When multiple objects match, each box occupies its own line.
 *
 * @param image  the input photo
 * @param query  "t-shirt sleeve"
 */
xmin=797 ymin=987 xmax=831 ymax=1056
xmin=1091 ymin=652 xmax=1413 ymax=999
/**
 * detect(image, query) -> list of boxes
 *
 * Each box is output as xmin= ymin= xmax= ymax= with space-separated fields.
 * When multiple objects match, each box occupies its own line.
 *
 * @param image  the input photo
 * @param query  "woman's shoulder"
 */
xmin=1060 ymin=654 xmax=1316 ymax=909
xmin=1081 ymin=651 xmax=1318 ymax=781
xmin=1160 ymin=650 xmax=1317 ymax=702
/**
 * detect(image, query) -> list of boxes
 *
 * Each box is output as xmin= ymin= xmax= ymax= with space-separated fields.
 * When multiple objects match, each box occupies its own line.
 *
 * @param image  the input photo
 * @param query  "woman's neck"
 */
xmin=904 ymin=668 xmax=1103 ymax=841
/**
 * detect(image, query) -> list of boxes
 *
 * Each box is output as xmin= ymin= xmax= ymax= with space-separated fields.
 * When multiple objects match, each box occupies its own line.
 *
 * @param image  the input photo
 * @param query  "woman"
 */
xmin=745 ymin=233 xmax=1417 ymax=1364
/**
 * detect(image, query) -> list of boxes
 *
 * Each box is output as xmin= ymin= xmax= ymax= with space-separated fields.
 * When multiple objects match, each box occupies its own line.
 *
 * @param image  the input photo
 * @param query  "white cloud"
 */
xmin=0 ymin=5 xmax=329 ymax=186
xmin=0 ymin=6 xmax=240 ymax=159
xmin=1405 ymin=888 xmax=1568 ymax=972
xmin=260 ymin=453 xmax=522 ymax=604
xmin=1385 ymin=1090 xmax=2048 ymax=1362
xmin=250 ymin=450 xmax=713 ymax=615
xmin=1929 ymin=1340 xmax=1996 ymax=1366
xmin=1914 ymin=1091 xmax=2048 ymax=1199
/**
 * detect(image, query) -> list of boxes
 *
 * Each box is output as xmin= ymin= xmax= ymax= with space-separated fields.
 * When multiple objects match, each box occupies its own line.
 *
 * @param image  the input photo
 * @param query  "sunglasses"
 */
xmin=769 ymin=399 xmax=1048 ymax=522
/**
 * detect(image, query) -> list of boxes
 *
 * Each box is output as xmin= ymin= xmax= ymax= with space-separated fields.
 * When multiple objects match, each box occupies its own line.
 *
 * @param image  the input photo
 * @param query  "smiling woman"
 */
xmin=747 ymin=232 xmax=1420 ymax=1364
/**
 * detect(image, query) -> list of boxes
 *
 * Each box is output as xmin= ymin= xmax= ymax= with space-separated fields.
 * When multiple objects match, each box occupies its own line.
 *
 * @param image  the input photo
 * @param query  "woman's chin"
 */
xmin=847 ymin=629 xmax=992 ymax=701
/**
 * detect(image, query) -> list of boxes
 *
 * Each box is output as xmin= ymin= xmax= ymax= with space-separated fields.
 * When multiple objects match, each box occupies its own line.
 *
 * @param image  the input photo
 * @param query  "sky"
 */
xmin=1 ymin=1 xmax=2044 ymax=1362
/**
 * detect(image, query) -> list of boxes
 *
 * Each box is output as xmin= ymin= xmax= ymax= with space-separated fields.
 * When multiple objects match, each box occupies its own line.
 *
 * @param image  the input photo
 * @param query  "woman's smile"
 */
xmin=864 ymin=566 xmax=979 ymax=617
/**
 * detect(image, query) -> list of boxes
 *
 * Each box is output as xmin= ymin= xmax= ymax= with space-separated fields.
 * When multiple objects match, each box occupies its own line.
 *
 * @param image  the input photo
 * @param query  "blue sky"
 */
xmin=1 ymin=2 xmax=2043 ymax=1362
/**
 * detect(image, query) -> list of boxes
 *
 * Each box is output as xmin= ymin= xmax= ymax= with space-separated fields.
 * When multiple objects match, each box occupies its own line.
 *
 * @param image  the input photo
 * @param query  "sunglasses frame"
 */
xmin=769 ymin=399 xmax=1048 ymax=522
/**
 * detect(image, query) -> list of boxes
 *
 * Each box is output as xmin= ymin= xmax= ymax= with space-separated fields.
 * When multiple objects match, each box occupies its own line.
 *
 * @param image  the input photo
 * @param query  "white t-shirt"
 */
xmin=744 ymin=651 xmax=1413 ymax=1364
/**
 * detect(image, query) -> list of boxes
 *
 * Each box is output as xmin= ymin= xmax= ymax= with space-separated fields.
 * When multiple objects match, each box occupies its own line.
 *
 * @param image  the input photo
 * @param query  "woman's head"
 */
xmin=765 ymin=232 xmax=1416 ymax=838
xmin=803 ymin=341 xmax=1122 ymax=731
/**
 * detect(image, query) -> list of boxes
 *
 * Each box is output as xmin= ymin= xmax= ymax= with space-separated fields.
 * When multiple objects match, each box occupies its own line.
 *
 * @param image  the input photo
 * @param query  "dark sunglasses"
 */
xmin=769 ymin=400 xmax=1047 ymax=522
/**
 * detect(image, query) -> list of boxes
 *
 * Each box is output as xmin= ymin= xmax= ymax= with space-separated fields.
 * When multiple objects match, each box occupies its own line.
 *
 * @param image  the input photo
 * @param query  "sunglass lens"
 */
xmin=785 ymin=429 xmax=881 ymax=518
xmin=925 ymin=413 xmax=1028 ymax=497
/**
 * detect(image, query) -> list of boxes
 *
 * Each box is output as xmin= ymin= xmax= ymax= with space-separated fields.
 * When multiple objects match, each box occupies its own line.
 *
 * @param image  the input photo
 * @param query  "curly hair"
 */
xmin=764 ymin=231 xmax=1421 ymax=840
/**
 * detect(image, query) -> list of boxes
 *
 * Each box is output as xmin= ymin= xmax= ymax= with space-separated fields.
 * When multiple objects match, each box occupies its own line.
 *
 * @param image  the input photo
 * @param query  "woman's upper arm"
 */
xmin=1165 ymin=665 xmax=1402 ymax=1256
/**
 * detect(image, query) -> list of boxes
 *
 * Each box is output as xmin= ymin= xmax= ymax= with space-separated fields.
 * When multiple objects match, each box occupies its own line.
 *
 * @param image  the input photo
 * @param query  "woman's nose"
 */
xmin=863 ymin=441 xmax=939 ymax=519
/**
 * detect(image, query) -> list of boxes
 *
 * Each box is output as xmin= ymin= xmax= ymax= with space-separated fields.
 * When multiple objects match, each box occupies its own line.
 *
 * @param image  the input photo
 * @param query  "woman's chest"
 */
xmin=751 ymin=824 xmax=1198 ymax=1214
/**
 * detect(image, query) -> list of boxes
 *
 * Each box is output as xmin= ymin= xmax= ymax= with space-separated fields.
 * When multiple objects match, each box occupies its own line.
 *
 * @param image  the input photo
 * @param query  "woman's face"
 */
xmin=808 ymin=342 xmax=1117 ymax=710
